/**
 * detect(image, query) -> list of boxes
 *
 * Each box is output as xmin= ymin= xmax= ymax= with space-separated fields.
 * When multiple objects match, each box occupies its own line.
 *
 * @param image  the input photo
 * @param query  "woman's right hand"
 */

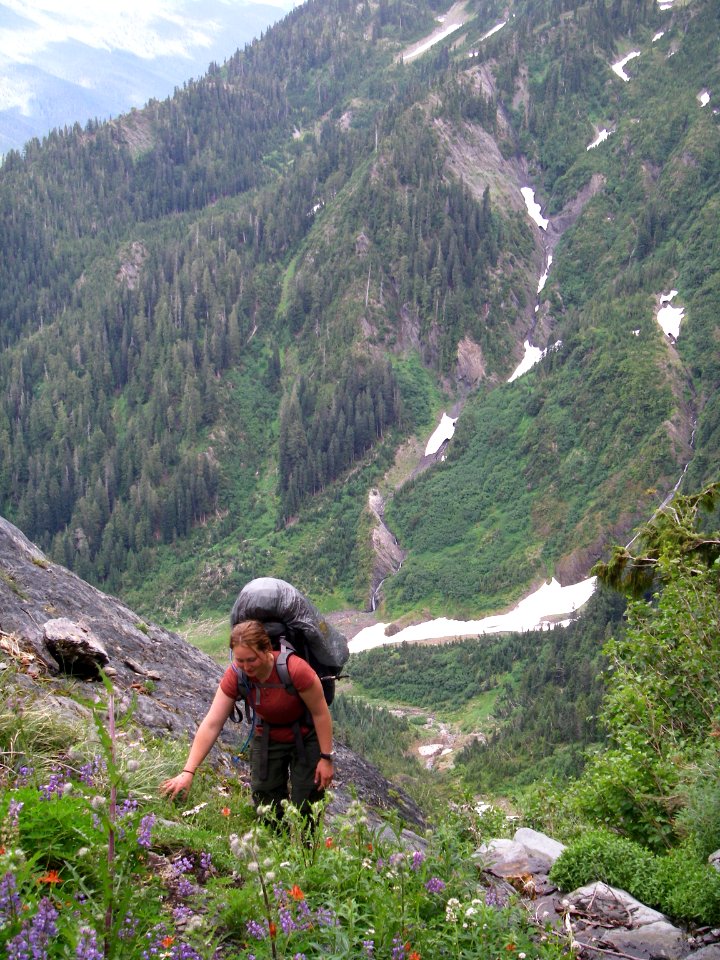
xmin=160 ymin=771 xmax=194 ymax=800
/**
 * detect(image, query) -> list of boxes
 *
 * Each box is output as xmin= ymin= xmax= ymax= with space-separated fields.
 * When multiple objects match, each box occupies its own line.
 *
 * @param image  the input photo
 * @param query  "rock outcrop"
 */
xmin=478 ymin=827 xmax=720 ymax=960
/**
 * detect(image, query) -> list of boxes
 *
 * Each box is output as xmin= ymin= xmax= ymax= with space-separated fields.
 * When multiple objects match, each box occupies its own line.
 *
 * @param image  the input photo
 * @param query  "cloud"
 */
xmin=0 ymin=0 xmax=224 ymax=62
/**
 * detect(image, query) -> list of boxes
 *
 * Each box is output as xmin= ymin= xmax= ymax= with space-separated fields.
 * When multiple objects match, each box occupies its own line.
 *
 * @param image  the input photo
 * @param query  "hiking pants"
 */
xmin=250 ymin=726 xmax=324 ymax=822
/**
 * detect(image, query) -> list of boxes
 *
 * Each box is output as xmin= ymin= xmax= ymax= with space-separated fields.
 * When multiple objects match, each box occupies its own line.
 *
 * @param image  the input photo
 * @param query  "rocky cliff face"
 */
xmin=0 ymin=515 xmax=424 ymax=828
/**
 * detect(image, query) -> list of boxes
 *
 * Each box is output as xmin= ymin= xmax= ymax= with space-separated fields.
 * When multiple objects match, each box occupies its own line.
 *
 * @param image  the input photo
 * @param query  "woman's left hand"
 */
xmin=314 ymin=757 xmax=334 ymax=789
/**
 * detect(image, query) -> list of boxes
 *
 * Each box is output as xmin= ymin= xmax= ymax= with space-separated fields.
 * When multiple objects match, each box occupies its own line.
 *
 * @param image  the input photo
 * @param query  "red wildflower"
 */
xmin=506 ymin=943 xmax=517 ymax=952
xmin=38 ymin=869 xmax=62 ymax=884
xmin=221 ymin=806 xmax=231 ymax=817
xmin=289 ymin=884 xmax=305 ymax=900
xmin=366 ymin=842 xmax=373 ymax=851
xmin=325 ymin=837 xmax=334 ymax=848
xmin=0 ymin=846 xmax=5 ymax=855
xmin=269 ymin=921 xmax=277 ymax=939
xmin=409 ymin=952 xmax=422 ymax=960
xmin=161 ymin=936 xmax=175 ymax=948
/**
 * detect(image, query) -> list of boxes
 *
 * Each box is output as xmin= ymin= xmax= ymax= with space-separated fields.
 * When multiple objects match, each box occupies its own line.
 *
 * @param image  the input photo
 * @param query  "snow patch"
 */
xmin=403 ymin=20 xmax=465 ymax=62
xmin=657 ymin=290 xmax=684 ymax=339
xmin=520 ymin=187 xmax=548 ymax=230
xmin=587 ymin=128 xmax=611 ymax=150
xmin=508 ymin=341 xmax=543 ymax=382
xmin=652 ymin=31 xmax=665 ymax=42
xmin=537 ymin=255 xmax=553 ymax=294
xmin=697 ymin=90 xmax=711 ymax=107
xmin=349 ymin=577 xmax=598 ymax=653
xmin=611 ymin=51 xmax=641 ymax=82
xmin=480 ymin=21 xmax=507 ymax=41
xmin=425 ymin=413 xmax=457 ymax=456
xmin=508 ymin=339 xmax=561 ymax=382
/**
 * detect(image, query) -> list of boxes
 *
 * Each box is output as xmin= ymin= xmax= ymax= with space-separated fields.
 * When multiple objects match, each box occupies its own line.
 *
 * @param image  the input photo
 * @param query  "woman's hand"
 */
xmin=160 ymin=770 xmax=194 ymax=800
xmin=314 ymin=757 xmax=334 ymax=790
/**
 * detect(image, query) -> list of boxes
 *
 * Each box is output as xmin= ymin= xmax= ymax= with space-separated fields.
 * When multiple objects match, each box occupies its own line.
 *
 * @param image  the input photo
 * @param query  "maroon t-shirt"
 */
xmin=220 ymin=650 xmax=317 ymax=743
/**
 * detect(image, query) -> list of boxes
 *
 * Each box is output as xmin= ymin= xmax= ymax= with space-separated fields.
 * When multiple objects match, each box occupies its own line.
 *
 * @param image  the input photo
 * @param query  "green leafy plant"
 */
xmin=653 ymin=843 xmax=720 ymax=925
xmin=549 ymin=828 xmax=657 ymax=905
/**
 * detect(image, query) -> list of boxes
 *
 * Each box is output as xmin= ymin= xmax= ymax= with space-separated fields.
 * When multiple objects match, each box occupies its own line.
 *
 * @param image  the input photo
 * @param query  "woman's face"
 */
xmin=232 ymin=642 xmax=268 ymax=678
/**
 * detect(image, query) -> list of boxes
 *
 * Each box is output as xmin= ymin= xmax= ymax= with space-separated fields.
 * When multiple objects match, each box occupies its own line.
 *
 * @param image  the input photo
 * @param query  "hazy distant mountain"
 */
xmin=0 ymin=0 xmax=293 ymax=154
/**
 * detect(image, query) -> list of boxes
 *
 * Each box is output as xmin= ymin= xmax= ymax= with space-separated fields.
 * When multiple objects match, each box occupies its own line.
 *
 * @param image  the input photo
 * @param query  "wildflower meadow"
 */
xmin=0 ymin=669 xmax=570 ymax=959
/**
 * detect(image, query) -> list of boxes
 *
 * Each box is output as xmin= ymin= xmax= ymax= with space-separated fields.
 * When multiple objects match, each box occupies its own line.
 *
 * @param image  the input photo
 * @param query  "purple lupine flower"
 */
xmin=425 ymin=876 xmax=446 ymax=893
xmin=279 ymin=907 xmax=296 ymax=934
xmin=176 ymin=877 xmax=195 ymax=898
xmin=246 ymin=919 xmax=267 ymax=940
xmin=389 ymin=852 xmax=404 ymax=867
xmin=39 ymin=771 xmax=66 ymax=800
xmin=172 ymin=856 xmax=194 ymax=876
xmin=293 ymin=954 xmax=307 ymax=960
xmin=117 ymin=913 xmax=139 ymax=940
xmin=172 ymin=905 xmax=194 ymax=923
xmin=119 ymin=799 xmax=139 ymax=818
xmin=78 ymin=756 xmax=106 ymax=786
xmin=7 ymin=798 xmax=24 ymax=825
xmin=391 ymin=935 xmax=406 ymax=960
xmin=0 ymin=871 xmax=22 ymax=923
xmin=136 ymin=813 xmax=155 ymax=848
xmin=410 ymin=849 xmax=425 ymax=871
xmin=294 ymin=898 xmax=312 ymax=929
xmin=362 ymin=940 xmax=375 ymax=957
xmin=199 ymin=851 xmax=212 ymax=874
xmin=7 ymin=897 xmax=58 ymax=960
xmin=315 ymin=906 xmax=338 ymax=927
xmin=484 ymin=885 xmax=508 ymax=908
xmin=14 ymin=766 xmax=33 ymax=787
xmin=273 ymin=882 xmax=287 ymax=904
xmin=76 ymin=926 xmax=104 ymax=959
xmin=167 ymin=946 xmax=203 ymax=960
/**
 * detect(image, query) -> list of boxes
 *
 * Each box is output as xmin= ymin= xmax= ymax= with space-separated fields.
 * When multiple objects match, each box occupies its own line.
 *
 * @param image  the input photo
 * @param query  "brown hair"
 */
xmin=229 ymin=620 xmax=272 ymax=655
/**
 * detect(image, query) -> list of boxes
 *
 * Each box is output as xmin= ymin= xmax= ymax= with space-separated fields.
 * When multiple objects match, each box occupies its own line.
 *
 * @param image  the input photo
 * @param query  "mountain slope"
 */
xmin=0 ymin=0 xmax=718 ymax=624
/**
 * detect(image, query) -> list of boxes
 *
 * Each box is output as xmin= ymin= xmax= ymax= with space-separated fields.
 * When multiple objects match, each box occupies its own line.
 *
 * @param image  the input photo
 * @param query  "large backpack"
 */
xmin=229 ymin=577 xmax=350 ymax=733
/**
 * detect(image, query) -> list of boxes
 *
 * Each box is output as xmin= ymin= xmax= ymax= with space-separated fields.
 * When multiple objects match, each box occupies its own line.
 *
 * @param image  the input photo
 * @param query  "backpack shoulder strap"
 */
xmin=275 ymin=640 xmax=298 ymax=696
xmin=231 ymin=663 xmax=252 ymax=701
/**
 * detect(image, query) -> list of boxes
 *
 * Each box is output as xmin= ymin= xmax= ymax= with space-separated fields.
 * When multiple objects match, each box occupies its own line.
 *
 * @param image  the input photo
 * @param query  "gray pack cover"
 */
xmin=230 ymin=577 xmax=349 ymax=668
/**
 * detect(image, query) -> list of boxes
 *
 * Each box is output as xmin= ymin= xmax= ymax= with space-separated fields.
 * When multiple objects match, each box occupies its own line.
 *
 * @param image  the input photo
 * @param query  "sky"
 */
xmin=0 ymin=0 xmax=294 ymax=64
xmin=0 ymin=0 xmax=298 ymax=150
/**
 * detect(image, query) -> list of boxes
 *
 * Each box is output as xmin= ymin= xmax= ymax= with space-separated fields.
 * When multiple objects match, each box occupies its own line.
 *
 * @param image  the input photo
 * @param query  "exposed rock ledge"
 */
xmin=477 ymin=828 xmax=720 ymax=960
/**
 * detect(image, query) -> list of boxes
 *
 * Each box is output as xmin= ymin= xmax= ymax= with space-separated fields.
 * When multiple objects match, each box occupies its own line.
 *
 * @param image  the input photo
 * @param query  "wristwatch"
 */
xmin=319 ymin=752 xmax=335 ymax=762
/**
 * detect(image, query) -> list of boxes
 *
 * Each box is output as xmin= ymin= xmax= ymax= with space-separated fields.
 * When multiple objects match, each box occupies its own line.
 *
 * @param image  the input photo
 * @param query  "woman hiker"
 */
xmin=160 ymin=619 xmax=335 ymax=824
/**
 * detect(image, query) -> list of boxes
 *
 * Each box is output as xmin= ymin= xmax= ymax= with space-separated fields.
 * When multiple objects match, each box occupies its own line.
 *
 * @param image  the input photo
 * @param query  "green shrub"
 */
xmin=675 ymin=760 xmax=720 ymax=859
xmin=550 ymin=829 xmax=720 ymax=926
xmin=654 ymin=843 xmax=720 ymax=925
xmin=549 ymin=828 xmax=657 ymax=904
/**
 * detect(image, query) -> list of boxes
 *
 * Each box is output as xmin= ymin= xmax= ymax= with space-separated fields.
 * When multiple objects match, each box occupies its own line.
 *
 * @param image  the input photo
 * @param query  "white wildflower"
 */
xmin=446 ymin=898 xmax=461 ymax=923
